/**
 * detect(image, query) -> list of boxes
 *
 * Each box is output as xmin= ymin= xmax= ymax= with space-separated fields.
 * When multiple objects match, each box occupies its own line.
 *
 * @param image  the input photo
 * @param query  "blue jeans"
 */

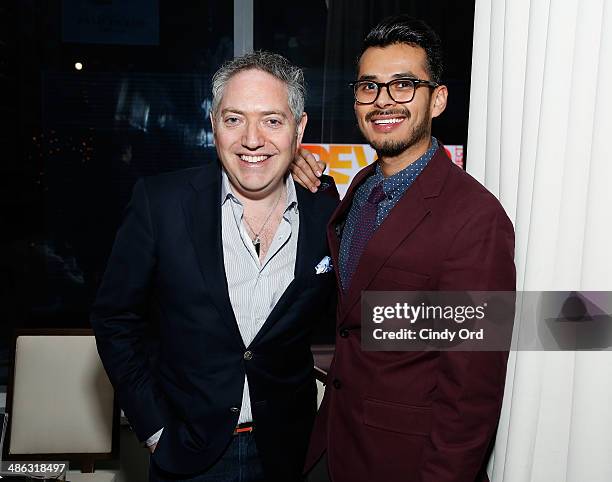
xmin=149 ymin=432 xmax=265 ymax=482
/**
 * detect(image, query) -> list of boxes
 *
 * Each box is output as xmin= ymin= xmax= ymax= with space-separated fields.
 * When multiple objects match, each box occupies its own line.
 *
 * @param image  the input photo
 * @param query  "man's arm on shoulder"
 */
xmin=91 ymin=178 xmax=165 ymax=444
xmin=291 ymin=146 xmax=327 ymax=192
xmin=420 ymin=202 xmax=515 ymax=482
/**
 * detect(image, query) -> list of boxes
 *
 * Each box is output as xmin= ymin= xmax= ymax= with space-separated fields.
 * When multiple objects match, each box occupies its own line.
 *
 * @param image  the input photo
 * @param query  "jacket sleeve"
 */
xmin=420 ymin=202 xmax=515 ymax=482
xmin=90 ymin=178 xmax=165 ymax=442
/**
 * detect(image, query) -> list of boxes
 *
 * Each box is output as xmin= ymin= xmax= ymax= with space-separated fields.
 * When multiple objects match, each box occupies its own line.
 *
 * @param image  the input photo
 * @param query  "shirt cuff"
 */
xmin=145 ymin=427 xmax=164 ymax=447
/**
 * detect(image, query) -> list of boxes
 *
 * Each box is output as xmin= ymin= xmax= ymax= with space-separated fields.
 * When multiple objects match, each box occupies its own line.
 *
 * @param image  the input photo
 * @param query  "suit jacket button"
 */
xmin=339 ymin=329 xmax=349 ymax=338
xmin=243 ymin=350 xmax=253 ymax=361
xmin=332 ymin=379 xmax=342 ymax=389
xmin=230 ymin=407 xmax=240 ymax=413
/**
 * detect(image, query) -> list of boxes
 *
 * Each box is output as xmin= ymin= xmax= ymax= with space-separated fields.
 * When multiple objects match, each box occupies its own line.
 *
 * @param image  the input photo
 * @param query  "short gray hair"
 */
xmin=211 ymin=50 xmax=306 ymax=123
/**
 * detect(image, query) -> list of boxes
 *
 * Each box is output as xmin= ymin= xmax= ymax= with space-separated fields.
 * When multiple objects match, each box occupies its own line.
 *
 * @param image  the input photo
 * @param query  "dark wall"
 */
xmin=254 ymin=0 xmax=476 ymax=147
xmin=0 ymin=1 xmax=233 ymax=345
xmin=0 ymin=1 xmax=476 ymax=381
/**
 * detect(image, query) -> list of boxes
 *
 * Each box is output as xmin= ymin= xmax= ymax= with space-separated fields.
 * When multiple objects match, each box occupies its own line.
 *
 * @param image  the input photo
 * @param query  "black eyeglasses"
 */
xmin=349 ymin=77 xmax=439 ymax=104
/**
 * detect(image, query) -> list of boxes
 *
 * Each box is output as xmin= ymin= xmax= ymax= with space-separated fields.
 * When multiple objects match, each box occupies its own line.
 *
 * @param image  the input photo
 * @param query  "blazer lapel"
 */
xmin=338 ymin=147 xmax=452 ymax=324
xmin=327 ymin=164 xmax=377 ymax=297
xmin=182 ymin=165 xmax=245 ymax=348
xmin=339 ymin=189 xmax=429 ymax=323
xmin=250 ymin=183 xmax=320 ymax=346
xmin=294 ymin=184 xmax=320 ymax=280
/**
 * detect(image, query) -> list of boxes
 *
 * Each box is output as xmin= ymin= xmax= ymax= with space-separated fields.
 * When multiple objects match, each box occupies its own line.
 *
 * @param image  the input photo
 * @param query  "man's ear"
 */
xmin=210 ymin=111 xmax=216 ymax=134
xmin=296 ymin=112 xmax=308 ymax=145
xmin=431 ymin=85 xmax=448 ymax=119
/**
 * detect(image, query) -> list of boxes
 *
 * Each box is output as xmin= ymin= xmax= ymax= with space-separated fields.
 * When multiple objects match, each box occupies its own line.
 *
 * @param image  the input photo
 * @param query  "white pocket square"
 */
xmin=315 ymin=256 xmax=333 ymax=274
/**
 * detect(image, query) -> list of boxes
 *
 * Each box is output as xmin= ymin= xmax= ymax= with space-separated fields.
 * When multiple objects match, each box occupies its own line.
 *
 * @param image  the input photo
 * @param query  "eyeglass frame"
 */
xmin=349 ymin=77 xmax=440 ymax=105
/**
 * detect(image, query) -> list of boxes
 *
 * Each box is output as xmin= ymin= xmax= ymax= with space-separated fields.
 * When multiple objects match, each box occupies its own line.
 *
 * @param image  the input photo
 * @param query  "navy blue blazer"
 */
xmin=91 ymin=162 xmax=338 ymax=480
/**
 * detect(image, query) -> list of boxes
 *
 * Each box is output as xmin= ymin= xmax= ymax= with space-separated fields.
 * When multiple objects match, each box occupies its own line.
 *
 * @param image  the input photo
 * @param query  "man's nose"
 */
xmin=374 ymin=86 xmax=395 ymax=109
xmin=242 ymin=122 xmax=265 ymax=150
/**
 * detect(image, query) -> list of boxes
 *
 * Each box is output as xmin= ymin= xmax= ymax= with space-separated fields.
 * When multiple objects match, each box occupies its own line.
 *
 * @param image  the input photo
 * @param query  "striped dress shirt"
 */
xmin=221 ymin=170 xmax=299 ymax=424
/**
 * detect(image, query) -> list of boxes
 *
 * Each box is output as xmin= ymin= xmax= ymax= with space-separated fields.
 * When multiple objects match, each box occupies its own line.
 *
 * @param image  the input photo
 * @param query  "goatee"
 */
xmin=370 ymin=114 xmax=431 ymax=158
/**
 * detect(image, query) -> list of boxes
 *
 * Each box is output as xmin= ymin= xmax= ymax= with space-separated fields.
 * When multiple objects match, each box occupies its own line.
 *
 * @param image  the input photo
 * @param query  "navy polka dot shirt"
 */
xmin=338 ymin=137 xmax=438 ymax=290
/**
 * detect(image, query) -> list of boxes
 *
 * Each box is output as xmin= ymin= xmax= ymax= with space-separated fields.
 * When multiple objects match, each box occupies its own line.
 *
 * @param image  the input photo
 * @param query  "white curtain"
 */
xmin=467 ymin=0 xmax=612 ymax=481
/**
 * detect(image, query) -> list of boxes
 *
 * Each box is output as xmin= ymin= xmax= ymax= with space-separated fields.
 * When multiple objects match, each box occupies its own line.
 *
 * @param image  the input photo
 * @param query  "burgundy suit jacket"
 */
xmin=305 ymin=147 xmax=516 ymax=482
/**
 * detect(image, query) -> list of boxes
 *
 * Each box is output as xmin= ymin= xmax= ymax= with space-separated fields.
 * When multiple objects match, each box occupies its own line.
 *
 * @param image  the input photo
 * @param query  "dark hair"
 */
xmin=360 ymin=15 xmax=444 ymax=83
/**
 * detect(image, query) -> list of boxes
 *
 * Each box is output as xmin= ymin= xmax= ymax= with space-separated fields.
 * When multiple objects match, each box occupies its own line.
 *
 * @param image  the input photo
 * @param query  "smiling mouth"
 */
xmin=366 ymin=109 xmax=409 ymax=129
xmin=239 ymin=154 xmax=272 ymax=163
xmin=372 ymin=117 xmax=405 ymax=125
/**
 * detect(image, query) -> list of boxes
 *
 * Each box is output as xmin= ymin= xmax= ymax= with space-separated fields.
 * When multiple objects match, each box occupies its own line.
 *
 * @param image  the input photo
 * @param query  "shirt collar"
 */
xmin=221 ymin=168 xmax=299 ymax=213
xmin=220 ymin=169 xmax=234 ymax=205
xmin=374 ymin=136 xmax=438 ymax=196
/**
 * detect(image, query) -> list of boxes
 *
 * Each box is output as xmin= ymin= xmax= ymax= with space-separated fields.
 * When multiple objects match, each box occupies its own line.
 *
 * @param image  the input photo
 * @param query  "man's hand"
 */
xmin=148 ymin=442 xmax=157 ymax=454
xmin=291 ymin=147 xmax=326 ymax=192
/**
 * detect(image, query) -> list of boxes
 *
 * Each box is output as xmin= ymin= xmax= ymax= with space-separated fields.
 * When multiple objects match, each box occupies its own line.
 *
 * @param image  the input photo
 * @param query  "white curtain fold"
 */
xmin=467 ymin=1 xmax=612 ymax=481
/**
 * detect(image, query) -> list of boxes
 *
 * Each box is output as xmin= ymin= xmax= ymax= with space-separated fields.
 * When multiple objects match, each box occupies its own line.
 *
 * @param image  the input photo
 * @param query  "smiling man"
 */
xmin=91 ymin=51 xmax=338 ymax=482
xmin=299 ymin=16 xmax=516 ymax=482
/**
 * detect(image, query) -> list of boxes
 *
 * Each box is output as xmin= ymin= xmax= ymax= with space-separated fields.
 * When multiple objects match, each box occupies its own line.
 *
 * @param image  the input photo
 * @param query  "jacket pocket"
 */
xmin=363 ymin=398 xmax=431 ymax=436
xmin=374 ymin=267 xmax=430 ymax=289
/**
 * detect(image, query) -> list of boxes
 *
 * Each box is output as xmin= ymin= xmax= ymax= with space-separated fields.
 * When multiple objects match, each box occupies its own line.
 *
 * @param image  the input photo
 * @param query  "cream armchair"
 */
xmin=2 ymin=330 xmax=118 ymax=481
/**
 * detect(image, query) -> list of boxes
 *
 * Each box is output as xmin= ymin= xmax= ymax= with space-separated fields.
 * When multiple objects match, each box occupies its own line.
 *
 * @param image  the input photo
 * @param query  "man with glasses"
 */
xmin=295 ymin=15 xmax=516 ymax=482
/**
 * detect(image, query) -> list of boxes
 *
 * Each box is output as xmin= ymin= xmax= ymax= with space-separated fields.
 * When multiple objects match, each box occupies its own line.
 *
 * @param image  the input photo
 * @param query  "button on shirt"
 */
xmin=338 ymin=137 xmax=438 ymax=291
xmin=222 ymin=171 xmax=299 ymax=424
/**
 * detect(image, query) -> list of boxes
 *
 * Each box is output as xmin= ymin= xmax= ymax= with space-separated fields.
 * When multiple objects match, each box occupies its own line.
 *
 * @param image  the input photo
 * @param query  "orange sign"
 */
xmin=302 ymin=143 xmax=464 ymax=197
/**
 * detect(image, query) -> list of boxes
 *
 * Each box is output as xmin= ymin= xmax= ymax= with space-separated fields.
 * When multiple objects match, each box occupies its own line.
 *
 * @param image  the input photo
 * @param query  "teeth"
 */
xmin=373 ymin=118 xmax=404 ymax=125
xmin=240 ymin=155 xmax=269 ymax=163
